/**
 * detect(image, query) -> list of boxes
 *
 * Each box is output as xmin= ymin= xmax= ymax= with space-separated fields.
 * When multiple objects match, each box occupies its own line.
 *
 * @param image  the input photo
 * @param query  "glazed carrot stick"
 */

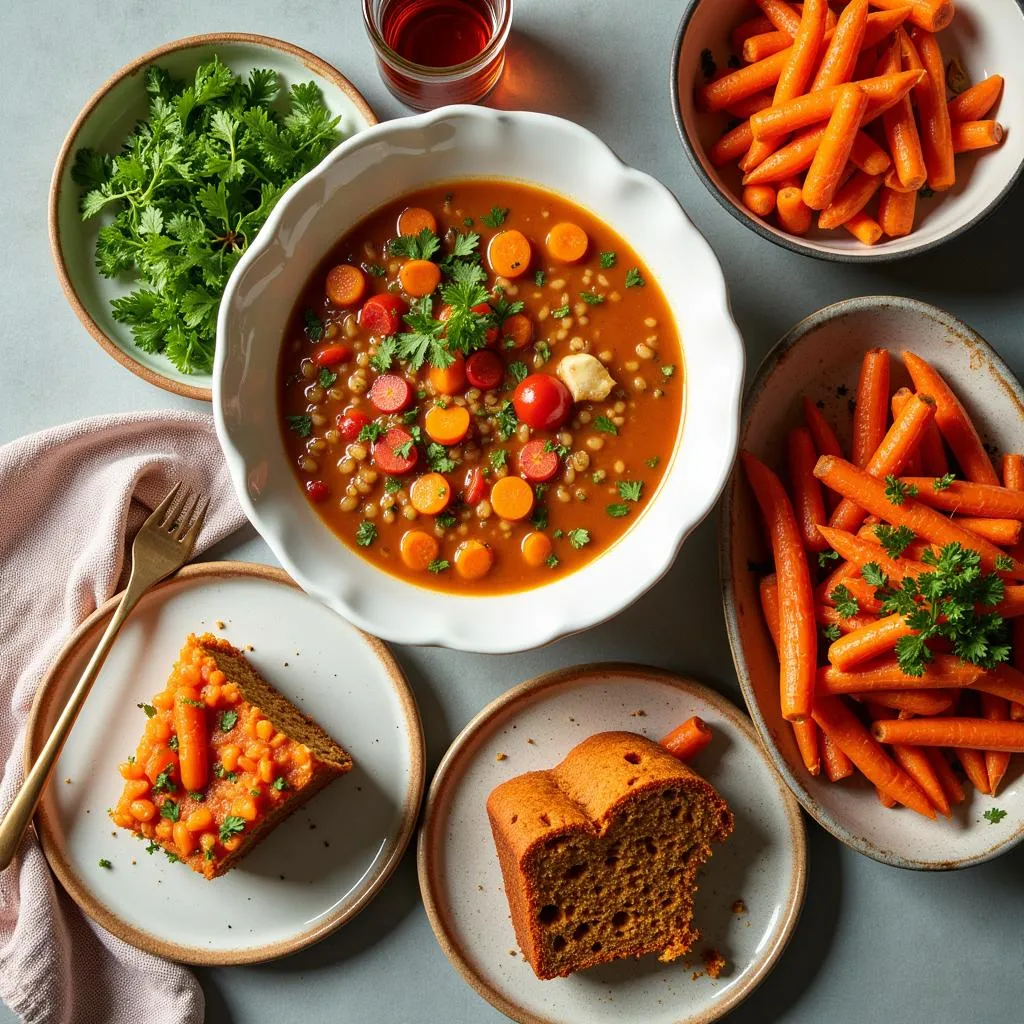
xmin=742 ymin=124 xmax=888 ymax=184
xmin=951 ymin=120 xmax=1005 ymax=154
xmin=877 ymin=186 xmax=917 ymax=238
xmin=749 ymin=71 xmax=923 ymax=139
xmin=910 ymin=26 xmax=956 ymax=191
xmin=822 ymin=732 xmax=855 ymax=781
xmin=832 ymin=574 xmax=885 ymax=614
xmin=813 ymin=457 xmax=1024 ymax=578
xmin=829 ymin=392 xmax=934 ymax=533
xmin=876 ymin=788 xmax=898 ymax=808
xmin=872 ymin=717 xmax=1024 ymax=752
xmin=754 ymin=0 xmax=803 ymax=36
xmin=698 ymin=47 xmax=794 ymax=112
xmin=711 ymin=121 xmax=757 ymax=167
xmin=802 ymin=85 xmax=869 ymax=210
xmin=742 ymin=452 xmax=817 ymax=723
xmin=879 ymin=39 xmax=928 ymax=190
xmin=843 ymin=212 xmax=883 ymax=246
xmin=852 ymin=347 xmax=892 ymax=469
xmin=173 ymin=687 xmax=210 ymax=793
xmin=952 ymin=518 xmax=1023 ymax=547
xmin=918 ymin=418 xmax=949 ymax=477
xmin=744 ymin=30 xmax=794 ymax=64
xmin=867 ymin=704 xmax=951 ymax=815
xmin=1003 ymin=455 xmax=1024 ymax=722
xmin=819 ymin=170 xmax=885 ymax=230
xmin=816 ymin=558 xmax=859 ymax=606
xmin=860 ymin=7 xmax=913 ymax=46
xmin=792 ymin=719 xmax=823 ymax=775
xmin=902 ymin=352 xmax=999 ymax=484
xmin=948 ymin=76 xmax=1004 ymax=123
xmin=661 ymin=716 xmax=714 ymax=762
xmin=925 ymin=747 xmax=966 ymax=806
xmin=817 ymin=603 xmax=877 ymax=634
xmin=725 ymin=92 xmax=776 ymax=119
xmin=871 ymin=0 xmax=954 ymax=34
xmin=951 ymin=697 xmax=993 ymax=791
xmin=857 ymin=690 xmax=955 ymax=716
xmin=788 ymin=427 xmax=830 ymax=551
xmin=810 ymin=0 xmax=869 ymax=91
xmin=759 ymin=572 xmax=782 ymax=645
xmin=828 ymin=613 xmax=913 ymax=671
xmin=979 ymin=693 xmax=1011 ymax=795
xmin=812 ymin=695 xmax=935 ymax=816
xmin=776 ymin=186 xmax=813 ymax=234
xmin=742 ymin=184 xmax=779 ymax=216
xmin=890 ymin=390 xmax=922 ymax=473
xmin=851 ymin=132 xmax=893 ymax=176
xmin=732 ymin=13 xmax=776 ymax=53
xmin=817 ymin=524 xmax=929 ymax=580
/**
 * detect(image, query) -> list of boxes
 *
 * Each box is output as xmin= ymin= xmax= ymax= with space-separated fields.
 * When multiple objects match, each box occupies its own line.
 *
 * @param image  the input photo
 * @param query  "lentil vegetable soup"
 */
xmin=277 ymin=181 xmax=683 ymax=593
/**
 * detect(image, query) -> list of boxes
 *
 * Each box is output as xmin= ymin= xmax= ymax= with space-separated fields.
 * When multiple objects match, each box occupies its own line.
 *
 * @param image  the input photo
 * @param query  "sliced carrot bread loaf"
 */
xmin=486 ymin=731 xmax=733 ymax=979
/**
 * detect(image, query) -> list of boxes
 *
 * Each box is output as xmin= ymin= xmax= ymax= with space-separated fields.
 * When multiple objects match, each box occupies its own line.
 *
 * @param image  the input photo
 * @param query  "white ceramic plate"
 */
xmin=215 ymin=105 xmax=745 ymax=653
xmin=721 ymin=296 xmax=1024 ymax=868
xmin=671 ymin=0 xmax=1024 ymax=261
xmin=26 ymin=562 xmax=424 ymax=964
xmin=49 ymin=33 xmax=377 ymax=400
xmin=418 ymin=665 xmax=806 ymax=1024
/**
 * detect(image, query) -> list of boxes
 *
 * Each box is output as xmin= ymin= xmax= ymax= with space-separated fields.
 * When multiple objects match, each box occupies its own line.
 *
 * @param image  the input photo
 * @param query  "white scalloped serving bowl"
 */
xmin=214 ymin=106 xmax=744 ymax=653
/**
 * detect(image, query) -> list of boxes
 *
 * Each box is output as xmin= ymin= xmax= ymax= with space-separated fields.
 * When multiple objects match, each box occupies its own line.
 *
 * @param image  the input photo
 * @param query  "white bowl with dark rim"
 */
xmin=49 ymin=33 xmax=377 ymax=401
xmin=670 ymin=0 xmax=1024 ymax=262
xmin=721 ymin=296 xmax=1024 ymax=868
xmin=215 ymin=105 xmax=745 ymax=654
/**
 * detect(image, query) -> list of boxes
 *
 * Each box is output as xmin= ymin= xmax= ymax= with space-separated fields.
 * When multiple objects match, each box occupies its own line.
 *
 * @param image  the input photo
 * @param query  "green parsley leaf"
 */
xmin=481 ymin=206 xmax=508 ymax=228
xmin=189 ymin=791 xmax=205 ymax=801
xmin=160 ymin=800 xmax=180 ymax=823
xmin=818 ymin=549 xmax=840 ymax=568
xmin=645 ymin=456 xmax=660 ymax=469
xmin=884 ymin=475 xmax=918 ymax=506
xmin=426 ymin=443 xmax=457 ymax=473
xmin=303 ymin=309 xmax=325 ymax=341
xmin=436 ymin=511 xmax=457 ymax=529
xmin=996 ymin=554 xmax=1014 ymax=572
xmin=318 ymin=367 xmax=337 ymax=389
xmin=144 ymin=840 xmax=160 ymax=855
xmin=449 ymin=230 xmax=480 ymax=259
xmin=822 ymin=624 xmax=842 ymax=642
xmin=546 ymin=554 xmax=559 ymax=568
xmin=607 ymin=503 xmax=630 ymax=518
xmin=617 ymin=480 xmax=643 ymax=502
xmin=272 ymin=776 xmax=291 ymax=792
xmin=389 ymin=227 xmax=440 ymax=260
xmin=165 ymin=850 xmax=180 ymax=864
xmin=531 ymin=504 xmax=549 ymax=530
xmin=212 ymin=763 xmax=238 ymax=782
xmin=508 ymin=360 xmax=529 ymax=385
xmin=396 ymin=295 xmax=451 ymax=370
xmin=219 ymin=710 xmax=238 ymax=732
xmin=370 ymin=335 xmax=397 ymax=373
xmin=551 ymin=304 xmax=571 ymax=320
xmin=219 ymin=815 xmax=246 ymax=842
xmin=661 ymin=365 xmax=675 ymax=379
xmin=489 ymin=448 xmax=508 ymax=472
xmin=494 ymin=401 xmax=518 ymax=441
xmin=168 ymin=735 xmax=179 ymax=751
xmin=385 ymin=477 xmax=401 ymax=494
xmin=394 ymin=439 xmax=415 ymax=460
xmin=580 ymin=291 xmax=604 ymax=306
xmin=98 ymin=858 xmax=113 ymax=869
xmin=933 ymin=473 xmax=956 ymax=491
xmin=492 ymin=290 xmax=525 ymax=325
xmin=137 ymin=703 xmax=157 ymax=718
xmin=625 ymin=267 xmax=645 ymax=288
xmin=830 ymin=585 xmax=860 ymax=618
xmin=357 ymin=421 xmax=387 ymax=443
xmin=552 ymin=529 xmax=564 ymax=539
xmin=286 ymin=415 xmax=312 ymax=438
xmin=599 ymin=251 xmax=617 ymax=268
xmin=567 ymin=528 xmax=591 ymax=549
xmin=427 ymin=559 xmax=450 ymax=574
xmin=874 ymin=524 xmax=916 ymax=559
xmin=356 ymin=521 xmax=377 ymax=547
xmin=365 ymin=262 xmax=387 ymax=277
xmin=534 ymin=270 xmax=546 ymax=287
xmin=152 ymin=767 xmax=176 ymax=795
xmin=544 ymin=439 xmax=570 ymax=458
xmin=534 ymin=341 xmax=552 ymax=365
xmin=861 ymin=562 xmax=888 ymax=589
xmin=594 ymin=415 xmax=619 ymax=436
xmin=983 ymin=807 xmax=1008 ymax=824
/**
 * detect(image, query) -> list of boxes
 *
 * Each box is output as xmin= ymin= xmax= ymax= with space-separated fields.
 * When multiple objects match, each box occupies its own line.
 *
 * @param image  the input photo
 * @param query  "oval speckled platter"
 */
xmin=26 ymin=561 xmax=424 ymax=964
xmin=417 ymin=664 xmax=806 ymax=1024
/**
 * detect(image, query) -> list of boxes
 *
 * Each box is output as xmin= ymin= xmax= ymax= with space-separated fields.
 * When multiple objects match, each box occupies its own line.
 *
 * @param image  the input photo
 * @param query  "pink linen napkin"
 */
xmin=0 ymin=410 xmax=247 ymax=1024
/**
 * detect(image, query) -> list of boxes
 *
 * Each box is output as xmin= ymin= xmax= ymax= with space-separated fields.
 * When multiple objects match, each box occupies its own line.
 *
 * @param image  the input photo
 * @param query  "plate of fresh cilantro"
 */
xmin=49 ymin=33 xmax=376 ymax=399
xmin=722 ymin=295 xmax=1024 ymax=870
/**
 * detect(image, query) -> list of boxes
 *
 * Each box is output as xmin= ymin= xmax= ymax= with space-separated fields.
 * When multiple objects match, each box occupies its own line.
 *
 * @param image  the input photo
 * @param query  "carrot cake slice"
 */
xmin=486 ymin=731 xmax=733 ymax=979
xmin=111 ymin=634 xmax=351 ymax=878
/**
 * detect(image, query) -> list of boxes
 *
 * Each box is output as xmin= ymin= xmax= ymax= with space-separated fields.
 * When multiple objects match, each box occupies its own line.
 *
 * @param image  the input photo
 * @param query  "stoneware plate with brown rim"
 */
xmin=418 ymin=664 xmax=806 ymax=1024
xmin=49 ymin=33 xmax=377 ymax=401
xmin=721 ymin=296 xmax=1024 ymax=870
xmin=26 ymin=561 xmax=424 ymax=964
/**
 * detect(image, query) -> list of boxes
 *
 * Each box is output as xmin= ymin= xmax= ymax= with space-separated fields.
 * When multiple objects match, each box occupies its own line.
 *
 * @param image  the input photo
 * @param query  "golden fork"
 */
xmin=0 ymin=482 xmax=209 ymax=870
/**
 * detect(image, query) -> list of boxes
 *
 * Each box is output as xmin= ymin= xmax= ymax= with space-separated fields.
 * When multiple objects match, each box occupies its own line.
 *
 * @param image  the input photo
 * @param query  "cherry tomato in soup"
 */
xmin=466 ymin=350 xmax=504 ymax=390
xmin=314 ymin=343 xmax=352 ymax=367
xmin=360 ymin=293 xmax=408 ymax=336
xmin=463 ymin=466 xmax=487 ymax=506
xmin=337 ymin=410 xmax=370 ymax=441
xmin=518 ymin=439 xmax=560 ymax=483
xmin=372 ymin=427 xmax=419 ymax=475
xmin=369 ymin=374 xmax=413 ymax=413
xmin=305 ymin=480 xmax=330 ymax=502
xmin=513 ymin=373 xmax=573 ymax=430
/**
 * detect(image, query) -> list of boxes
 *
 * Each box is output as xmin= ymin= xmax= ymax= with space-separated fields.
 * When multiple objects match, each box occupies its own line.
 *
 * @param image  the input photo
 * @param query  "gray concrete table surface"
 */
xmin=2 ymin=0 xmax=1022 ymax=1021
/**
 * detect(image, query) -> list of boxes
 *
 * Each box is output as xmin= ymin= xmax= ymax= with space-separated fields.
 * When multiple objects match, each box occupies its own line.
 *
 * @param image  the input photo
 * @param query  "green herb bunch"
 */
xmin=72 ymin=59 xmax=342 ymax=373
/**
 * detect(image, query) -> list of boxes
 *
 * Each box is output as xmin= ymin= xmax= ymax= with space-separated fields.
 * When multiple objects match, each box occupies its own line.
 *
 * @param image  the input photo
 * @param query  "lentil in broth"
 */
xmin=277 ymin=181 xmax=683 ymax=593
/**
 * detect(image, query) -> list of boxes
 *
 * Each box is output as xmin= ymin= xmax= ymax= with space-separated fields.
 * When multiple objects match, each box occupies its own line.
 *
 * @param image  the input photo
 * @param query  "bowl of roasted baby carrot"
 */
xmin=671 ymin=0 xmax=1024 ymax=260
xmin=721 ymin=295 xmax=1024 ymax=868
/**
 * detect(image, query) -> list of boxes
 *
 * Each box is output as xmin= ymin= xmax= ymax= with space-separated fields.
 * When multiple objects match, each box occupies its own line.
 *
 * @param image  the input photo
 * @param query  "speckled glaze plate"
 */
xmin=721 ymin=296 xmax=1024 ymax=869
xmin=26 ymin=562 xmax=424 ymax=964
xmin=418 ymin=664 xmax=805 ymax=1024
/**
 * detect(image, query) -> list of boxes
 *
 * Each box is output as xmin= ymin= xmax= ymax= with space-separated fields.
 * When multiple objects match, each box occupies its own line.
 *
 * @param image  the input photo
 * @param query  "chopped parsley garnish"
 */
xmin=481 ymin=206 xmax=508 ymax=228
xmin=219 ymin=710 xmax=238 ymax=732
xmin=494 ymin=401 xmax=518 ymax=441
xmin=448 ymin=229 xmax=481 ymax=259
xmin=552 ymin=529 xmax=564 ymax=539
xmin=436 ymin=511 xmax=457 ymax=529
xmin=286 ymin=414 xmax=312 ymax=438
xmin=303 ymin=309 xmax=325 ymax=341
xmin=318 ymin=367 xmax=337 ymax=389
xmin=75 ymin=61 xmax=343 ymax=374
xmin=219 ymin=815 xmax=247 ymax=842
xmin=462 ymin=217 xmax=474 ymax=227
xmin=884 ymin=475 xmax=918 ymax=506
xmin=272 ymin=776 xmax=291 ymax=792
xmin=145 ymin=840 xmax=160 ymax=855
xmin=370 ymin=336 xmax=397 ymax=373
xmin=822 ymin=624 xmax=842 ymax=642
xmin=996 ymin=554 xmax=1014 ymax=572
xmin=403 ymin=408 xmax=420 ymax=424
xmin=159 ymin=800 xmax=180 ymax=823
xmin=492 ymin=290 xmax=525 ymax=325
xmin=567 ymin=528 xmax=591 ymax=549
xmin=389 ymin=227 xmax=440 ymax=260
xmin=660 ymin=365 xmax=675 ymax=379
xmin=385 ymin=477 xmax=401 ymax=494
xmin=594 ymin=415 xmax=619 ymax=436
xmin=933 ymin=473 xmax=956 ymax=491
xmin=544 ymin=440 xmax=570 ymax=458
xmin=624 ymin=267 xmax=645 ymax=288
xmin=546 ymin=554 xmax=559 ymax=568
xmin=427 ymin=559 xmax=450 ymax=574
xmin=599 ymin=251 xmax=617 ymax=268
xmin=606 ymin=503 xmax=630 ymax=518
xmin=508 ymin=360 xmax=529 ymax=385
xmin=534 ymin=341 xmax=552 ymax=364
xmin=489 ymin=448 xmax=509 ymax=472
xmin=874 ymin=523 xmax=916 ymax=559
xmin=580 ymin=291 xmax=604 ymax=306
xmin=355 ymin=521 xmax=378 ymax=547
xmin=983 ymin=807 xmax=1007 ymax=824
xmin=531 ymin=504 xmax=549 ymax=530
xmin=818 ymin=549 xmax=840 ymax=568
xmin=394 ymin=439 xmax=415 ymax=459
xmin=168 ymin=735 xmax=179 ymax=751
xmin=98 ymin=858 xmax=112 ymax=869
xmin=861 ymin=562 xmax=888 ymax=589
xmin=180 ymin=697 xmax=205 ymax=708
xmin=551 ymin=304 xmax=571 ymax=320
xmin=875 ymin=543 xmax=1010 ymax=676
xmin=617 ymin=480 xmax=643 ymax=502
xmin=830 ymin=585 xmax=860 ymax=618
xmin=213 ymin=763 xmax=238 ymax=782
xmin=189 ymin=792 xmax=205 ymax=802
xmin=137 ymin=703 xmax=156 ymax=718
xmin=358 ymin=421 xmax=387 ymax=443
xmin=426 ymin=443 xmax=457 ymax=473
xmin=645 ymin=456 xmax=660 ymax=469
xmin=534 ymin=270 xmax=546 ymax=287
xmin=152 ymin=767 xmax=176 ymax=795
xmin=365 ymin=262 xmax=387 ymax=277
